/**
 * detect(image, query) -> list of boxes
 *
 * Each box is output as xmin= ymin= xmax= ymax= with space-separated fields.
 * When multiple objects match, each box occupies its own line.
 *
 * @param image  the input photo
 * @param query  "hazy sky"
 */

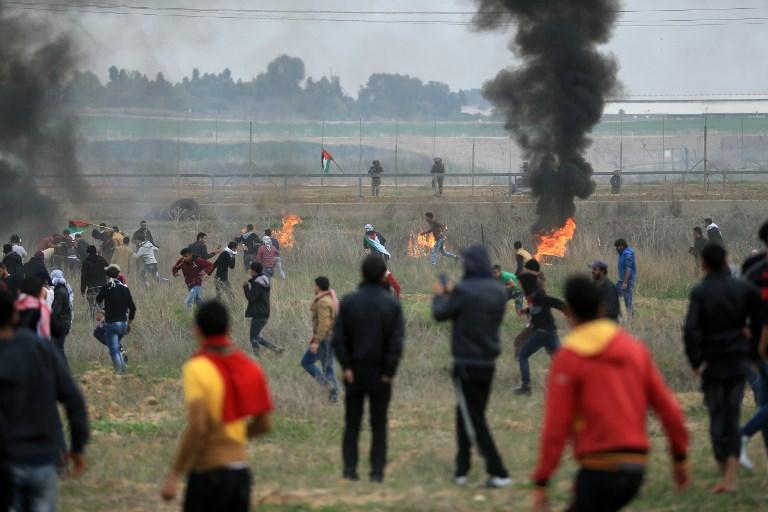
xmin=17 ymin=0 xmax=768 ymax=97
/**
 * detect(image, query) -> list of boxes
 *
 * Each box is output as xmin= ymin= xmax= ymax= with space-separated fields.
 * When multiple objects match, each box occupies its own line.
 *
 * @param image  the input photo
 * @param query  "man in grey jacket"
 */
xmin=432 ymin=245 xmax=511 ymax=488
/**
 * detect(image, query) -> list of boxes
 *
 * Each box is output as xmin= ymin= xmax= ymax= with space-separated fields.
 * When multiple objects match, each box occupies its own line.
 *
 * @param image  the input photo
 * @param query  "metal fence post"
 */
xmin=283 ymin=175 xmax=288 ymax=202
xmin=210 ymin=176 xmax=215 ymax=202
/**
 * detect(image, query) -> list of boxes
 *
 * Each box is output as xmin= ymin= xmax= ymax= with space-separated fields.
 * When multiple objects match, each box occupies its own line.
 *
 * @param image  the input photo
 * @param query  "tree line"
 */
xmin=62 ymin=54 xmax=486 ymax=120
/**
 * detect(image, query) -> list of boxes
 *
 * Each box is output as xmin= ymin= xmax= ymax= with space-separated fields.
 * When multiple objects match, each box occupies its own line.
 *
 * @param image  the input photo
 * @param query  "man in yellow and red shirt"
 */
xmin=532 ymin=276 xmax=690 ymax=512
xmin=161 ymin=301 xmax=273 ymax=512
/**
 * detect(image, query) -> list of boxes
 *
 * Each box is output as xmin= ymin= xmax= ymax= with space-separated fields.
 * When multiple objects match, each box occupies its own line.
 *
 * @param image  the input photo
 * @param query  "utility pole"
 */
xmin=249 ymin=120 xmax=253 ymax=166
xmin=358 ymin=117 xmax=363 ymax=200
xmin=619 ymin=109 xmax=624 ymax=172
xmin=661 ymin=115 xmax=665 ymax=172
xmin=432 ymin=119 xmax=437 ymax=158
xmin=394 ymin=119 xmax=399 ymax=194
xmin=703 ymin=114 xmax=709 ymax=194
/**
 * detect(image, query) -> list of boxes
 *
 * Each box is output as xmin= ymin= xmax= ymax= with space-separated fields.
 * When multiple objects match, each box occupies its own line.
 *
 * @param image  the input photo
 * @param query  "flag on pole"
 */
xmin=67 ymin=219 xmax=91 ymax=234
xmin=321 ymin=149 xmax=334 ymax=174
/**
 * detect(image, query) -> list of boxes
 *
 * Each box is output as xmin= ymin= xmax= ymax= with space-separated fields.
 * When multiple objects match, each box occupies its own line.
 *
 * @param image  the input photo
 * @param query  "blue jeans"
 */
xmin=11 ymin=464 xmax=58 ymax=512
xmin=185 ymin=285 xmax=204 ymax=309
xmin=104 ymin=321 xmax=127 ymax=372
xmin=742 ymin=363 xmax=768 ymax=447
xmin=617 ymin=281 xmax=634 ymax=317
xmin=300 ymin=340 xmax=338 ymax=393
xmin=431 ymin=235 xmax=458 ymax=265
xmin=518 ymin=329 xmax=560 ymax=386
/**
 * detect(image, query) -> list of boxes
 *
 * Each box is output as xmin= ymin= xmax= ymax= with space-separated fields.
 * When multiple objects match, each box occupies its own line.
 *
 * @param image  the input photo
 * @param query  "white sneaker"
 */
xmin=486 ymin=476 xmax=512 ymax=488
xmin=740 ymin=435 xmax=754 ymax=471
xmin=454 ymin=476 xmax=468 ymax=487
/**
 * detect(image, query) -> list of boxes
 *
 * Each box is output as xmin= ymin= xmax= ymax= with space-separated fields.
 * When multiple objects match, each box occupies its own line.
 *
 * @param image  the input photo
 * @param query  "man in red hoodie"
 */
xmin=532 ymin=276 xmax=690 ymax=512
xmin=172 ymin=248 xmax=215 ymax=310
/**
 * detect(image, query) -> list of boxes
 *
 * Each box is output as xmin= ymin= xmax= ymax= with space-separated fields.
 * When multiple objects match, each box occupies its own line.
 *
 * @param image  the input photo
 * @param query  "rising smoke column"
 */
xmin=474 ymin=0 xmax=620 ymax=232
xmin=0 ymin=2 xmax=85 ymax=235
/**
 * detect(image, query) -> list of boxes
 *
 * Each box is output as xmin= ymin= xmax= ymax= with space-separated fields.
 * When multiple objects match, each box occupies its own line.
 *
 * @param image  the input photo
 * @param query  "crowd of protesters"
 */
xmin=1 ymin=212 xmax=767 ymax=512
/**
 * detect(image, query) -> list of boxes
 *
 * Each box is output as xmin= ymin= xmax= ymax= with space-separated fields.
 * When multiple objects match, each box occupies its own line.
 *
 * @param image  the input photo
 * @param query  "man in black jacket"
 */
xmin=237 ymin=225 xmax=260 ymax=271
xmin=189 ymin=232 xmax=220 ymax=261
xmin=214 ymin=241 xmax=237 ymax=302
xmin=96 ymin=265 xmax=137 ymax=373
xmin=333 ymin=254 xmax=404 ymax=483
xmin=433 ymin=245 xmax=511 ymax=488
xmin=81 ymin=245 xmax=108 ymax=318
xmin=0 ymin=291 xmax=89 ymax=510
xmin=515 ymin=259 xmax=566 ymax=397
xmin=683 ymin=243 xmax=762 ymax=493
xmin=589 ymin=260 xmax=621 ymax=321
xmin=243 ymin=262 xmax=282 ymax=355
xmin=2 ymin=244 xmax=24 ymax=293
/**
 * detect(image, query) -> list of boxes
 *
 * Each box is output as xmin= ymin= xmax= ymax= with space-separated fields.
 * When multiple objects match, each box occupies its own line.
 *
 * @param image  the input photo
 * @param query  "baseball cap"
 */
xmin=105 ymin=263 xmax=121 ymax=273
xmin=364 ymin=224 xmax=374 ymax=232
xmin=587 ymin=260 xmax=608 ymax=271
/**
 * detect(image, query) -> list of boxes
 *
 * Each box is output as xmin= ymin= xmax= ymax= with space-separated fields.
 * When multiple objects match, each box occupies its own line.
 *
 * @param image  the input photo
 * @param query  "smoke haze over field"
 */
xmin=474 ymin=0 xmax=620 ymax=232
xmin=0 ymin=1 xmax=84 ymax=234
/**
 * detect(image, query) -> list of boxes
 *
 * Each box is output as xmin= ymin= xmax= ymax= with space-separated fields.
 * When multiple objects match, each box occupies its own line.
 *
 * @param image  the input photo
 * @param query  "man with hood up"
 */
xmin=243 ymin=262 xmax=283 ymax=356
xmin=432 ymin=245 xmax=511 ymax=489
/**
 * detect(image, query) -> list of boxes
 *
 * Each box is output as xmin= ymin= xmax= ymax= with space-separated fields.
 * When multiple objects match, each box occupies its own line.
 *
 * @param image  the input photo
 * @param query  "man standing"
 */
xmin=614 ymin=239 xmax=636 ymax=319
xmin=96 ymin=265 xmax=137 ymax=373
xmin=610 ymin=169 xmax=622 ymax=194
xmin=132 ymin=220 xmax=154 ymax=248
xmin=514 ymin=241 xmax=533 ymax=276
xmin=430 ymin=157 xmax=446 ymax=196
xmin=364 ymin=224 xmax=390 ymax=260
xmin=256 ymin=237 xmax=278 ymax=278
xmin=172 ymin=248 xmax=215 ymax=310
xmin=2 ymin=244 xmax=23 ymax=294
xmin=189 ymin=232 xmax=220 ymax=261
xmin=515 ymin=259 xmax=566 ymax=396
xmin=74 ymin=233 xmax=89 ymax=263
xmin=300 ymin=276 xmax=339 ymax=402
xmin=237 ymin=225 xmax=260 ymax=271
xmin=589 ymin=260 xmax=621 ymax=321
xmin=9 ymin=235 xmax=27 ymax=261
xmin=705 ymin=217 xmax=725 ymax=247
xmin=111 ymin=236 xmax=134 ymax=276
xmin=433 ymin=246 xmax=511 ymax=488
xmin=264 ymin=229 xmax=286 ymax=280
xmin=243 ymin=262 xmax=282 ymax=355
xmin=420 ymin=212 xmax=459 ymax=266
xmin=532 ymin=277 xmax=689 ymax=512
xmin=0 ymin=292 xmax=90 ymax=511
xmin=333 ymin=254 xmax=404 ymax=482
xmin=689 ymin=226 xmax=707 ymax=275
xmin=0 ymin=263 xmax=17 ymax=298
xmin=683 ymin=243 xmax=762 ymax=493
xmin=368 ymin=159 xmax=384 ymax=197
xmin=81 ymin=245 xmax=108 ymax=319
xmin=161 ymin=301 xmax=273 ymax=512
xmin=214 ymin=242 xmax=237 ymax=302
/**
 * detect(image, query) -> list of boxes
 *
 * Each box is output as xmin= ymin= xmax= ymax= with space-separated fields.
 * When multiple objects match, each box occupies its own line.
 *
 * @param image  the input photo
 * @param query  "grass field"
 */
xmin=50 ymin=204 xmax=768 ymax=511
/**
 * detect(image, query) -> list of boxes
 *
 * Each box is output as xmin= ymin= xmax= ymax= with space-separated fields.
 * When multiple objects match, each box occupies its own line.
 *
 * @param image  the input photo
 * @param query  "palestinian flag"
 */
xmin=321 ymin=149 xmax=334 ymax=174
xmin=67 ymin=219 xmax=91 ymax=235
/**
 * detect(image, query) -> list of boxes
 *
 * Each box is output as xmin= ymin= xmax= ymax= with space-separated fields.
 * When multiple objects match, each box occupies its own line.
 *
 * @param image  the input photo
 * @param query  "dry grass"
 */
xmin=54 ymin=204 xmax=768 ymax=511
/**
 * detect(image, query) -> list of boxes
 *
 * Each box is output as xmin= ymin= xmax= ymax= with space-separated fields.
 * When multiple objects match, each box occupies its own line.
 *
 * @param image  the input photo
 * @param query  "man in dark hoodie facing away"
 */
xmin=243 ymin=262 xmax=283 ymax=356
xmin=80 ymin=245 xmax=108 ymax=318
xmin=432 ymin=245 xmax=511 ymax=489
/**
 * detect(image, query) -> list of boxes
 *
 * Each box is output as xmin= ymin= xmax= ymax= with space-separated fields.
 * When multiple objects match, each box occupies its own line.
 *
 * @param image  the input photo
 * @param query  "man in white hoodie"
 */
xmin=135 ymin=240 xmax=161 ymax=287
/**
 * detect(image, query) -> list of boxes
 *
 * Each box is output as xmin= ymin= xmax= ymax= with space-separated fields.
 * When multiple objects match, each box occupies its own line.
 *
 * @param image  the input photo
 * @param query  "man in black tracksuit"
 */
xmin=0 ymin=292 xmax=89 ymax=509
xmin=332 ymin=254 xmax=404 ymax=483
xmin=683 ymin=243 xmax=762 ymax=492
xmin=81 ymin=245 xmax=108 ymax=317
xmin=214 ymin=241 xmax=237 ymax=302
xmin=432 ymin=245 xmax=511 ymax=488
xmin=2 ymin=245 xmax=23 ymax=293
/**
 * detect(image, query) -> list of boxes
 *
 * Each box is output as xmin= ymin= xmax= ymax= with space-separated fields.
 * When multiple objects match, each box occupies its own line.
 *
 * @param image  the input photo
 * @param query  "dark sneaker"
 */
xmin=513 ymin=385 xmax=531 ymax=396
xmin=370 ymin=474 xmax=384 ymax=483
xmin=329 ymin=388 xmax=339 ymax=404
xmin=343 ymin=470 xmax=359 ymax=481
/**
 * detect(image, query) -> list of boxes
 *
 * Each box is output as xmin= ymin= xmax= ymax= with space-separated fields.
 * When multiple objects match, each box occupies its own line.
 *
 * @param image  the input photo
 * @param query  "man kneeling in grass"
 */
xmin=162 ymin=301 xmax=273 ymax=512
xmin=532 ymin=276 xmax=690 ymax=512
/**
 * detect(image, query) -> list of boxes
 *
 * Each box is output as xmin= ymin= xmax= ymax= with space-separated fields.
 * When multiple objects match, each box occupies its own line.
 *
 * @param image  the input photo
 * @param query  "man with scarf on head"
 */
xmin=161 ymin=301 xmax=273 ymax=512
xmin=265 ymin=229 xmax=286 ymax=280
xmin=214 ymin=242 xmax=237 ymax=302
xmin=50 ymin=269 xmax=74 ymax=365
xmin=301 ymin=276 xmax=340 ymax=402
xmin=96 ymin=265 xmax=136 ymax=373
xmin=432 ymin=245 xmax=511 ymax=488
xmin=363 ymin=224 xmax=390 ymax=261
xmin=256 ymin=236 xmax=278 ymax=278
xmin=14 ymin=276 xmax=52 ymax=340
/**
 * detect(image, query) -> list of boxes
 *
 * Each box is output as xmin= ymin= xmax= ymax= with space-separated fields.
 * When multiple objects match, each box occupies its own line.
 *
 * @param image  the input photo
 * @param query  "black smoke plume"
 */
xmin=474 ymin=0 xmax=620 ymax=232
xmin=0 ymin=2 xmax=85 ymax=236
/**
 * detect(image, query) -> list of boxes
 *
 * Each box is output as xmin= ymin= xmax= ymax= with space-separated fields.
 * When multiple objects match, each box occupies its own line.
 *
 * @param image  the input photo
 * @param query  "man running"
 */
xmin=420 ymin=212 xmax=459 ymax=266
xmin=161 ymin=301 xmax=273 ymax=512
xmin=135 ymin=239 xmax=161 ymax=287
xmin=214 ymin=242 xmax=237 ymax=302
xmin=80 ymin=245 xmax=108 ymax=319
xmin=172 ymin=248 xmax=215 ymax=310
xmin=514 ymin=241 xmax=533 ymax=276
xmin=256 ymin=236 xmax=278 ymax=278
xmin=683 ymin=243 xmax=761 ymax=493
xmin=364 ymin=224 xmax=390 ymax=260
xmin=264 ymin=229 xmax=286 ymax=280
xmin=96 ymin=265 xmax=137 ymax=373
xmin=532 ymin=276 xmax=690 ymax=512
xmin=300 ymin=276 xmax=339 ymax=402
xmin=189 ymin=232 xmax=220 ymax=261
xmin=433 ymin=245 xmax=511 ymax=488
xmin=132 ymin=220 xmax=155 ymax=248
xmin=333 ymin=254 xmax=404 ymax=483
xmin=237 ymin=225 xmax=260 ymax=271
xmin=243 ymin=262 xmax=282 ymax=355
xmin=492 ymin=264 xmax=523 ymax=313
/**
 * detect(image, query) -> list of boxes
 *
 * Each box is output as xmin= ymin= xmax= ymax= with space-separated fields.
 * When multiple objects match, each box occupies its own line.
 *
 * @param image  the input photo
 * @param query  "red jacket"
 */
xmin=256 ymin=245 xmax=277 ymax=269
xmin=533 ymin=320 xmax=688 ymax=486
xmin=385 ymin=272 xmax=401 ymax=300
xmin=172 ymin=257 xmax=214 ymax=290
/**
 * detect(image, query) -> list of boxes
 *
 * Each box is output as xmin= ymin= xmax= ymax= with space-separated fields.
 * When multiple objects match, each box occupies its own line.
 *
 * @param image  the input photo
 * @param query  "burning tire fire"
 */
xmin=534 ymin=218 xmax=576 ymax=261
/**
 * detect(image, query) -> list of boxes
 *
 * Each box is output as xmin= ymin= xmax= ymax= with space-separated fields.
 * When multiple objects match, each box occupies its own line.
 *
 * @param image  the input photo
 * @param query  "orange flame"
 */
xmin=407 ymin=232 xmax=436 ymax=257
xmin=534 ymin=218 xmax=576 ymax=261
xmin=274 ymin=213 xmax=303 ymax=249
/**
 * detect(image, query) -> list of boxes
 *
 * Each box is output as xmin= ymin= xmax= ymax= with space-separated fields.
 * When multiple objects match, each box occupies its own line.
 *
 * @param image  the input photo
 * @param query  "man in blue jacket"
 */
xmin=614 ymin=238 xmax=637 ymax=319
